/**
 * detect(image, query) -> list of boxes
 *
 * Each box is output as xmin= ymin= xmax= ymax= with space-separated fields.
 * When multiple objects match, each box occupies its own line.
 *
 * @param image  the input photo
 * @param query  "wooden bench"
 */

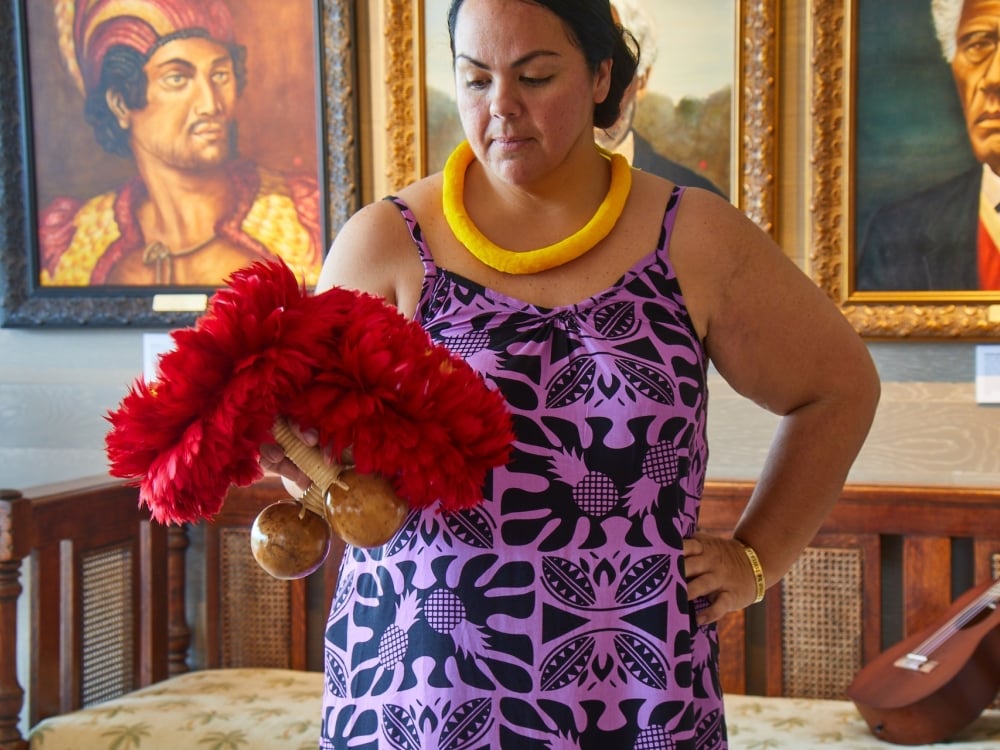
xmin=700 ymin=482 xmax=1000 ymax=701
xmin=0 ymin=475 xmax=342 ymax=749
xmin=1 ymin=477 xmax=997 ymax=748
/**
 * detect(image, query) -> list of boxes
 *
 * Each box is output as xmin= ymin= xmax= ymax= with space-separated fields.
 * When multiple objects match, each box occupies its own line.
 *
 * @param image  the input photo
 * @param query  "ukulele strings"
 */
xmin=911 ymin=580 xmax=1000 ymax=658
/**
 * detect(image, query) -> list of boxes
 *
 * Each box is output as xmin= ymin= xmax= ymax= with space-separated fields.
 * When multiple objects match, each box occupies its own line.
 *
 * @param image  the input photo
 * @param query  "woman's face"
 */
xmin=452 ymin=0 xmax=611 ymax=187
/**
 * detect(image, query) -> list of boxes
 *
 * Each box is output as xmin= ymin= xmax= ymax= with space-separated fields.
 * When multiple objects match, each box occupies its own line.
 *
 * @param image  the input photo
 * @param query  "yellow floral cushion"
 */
xmin=725 ymin=694 xmax=1000 ymax=749
xmin=28 ymin=668 xmax=323 ymax=750
xmin=28 ymin=676 xmax=1000 ymax=749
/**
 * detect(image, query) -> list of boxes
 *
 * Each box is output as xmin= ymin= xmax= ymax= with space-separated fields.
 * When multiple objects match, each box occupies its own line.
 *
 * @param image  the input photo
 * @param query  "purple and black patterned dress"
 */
xmin=319 ymin=186 xmax=725 ymax=750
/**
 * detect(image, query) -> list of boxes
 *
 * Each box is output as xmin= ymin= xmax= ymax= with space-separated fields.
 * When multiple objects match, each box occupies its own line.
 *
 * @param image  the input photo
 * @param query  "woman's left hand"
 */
xmin=683 ymin=532 xmax=761 ymax=626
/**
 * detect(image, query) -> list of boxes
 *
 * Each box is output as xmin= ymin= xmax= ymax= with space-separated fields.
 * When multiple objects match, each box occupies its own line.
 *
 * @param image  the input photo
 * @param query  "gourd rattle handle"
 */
xmin=271 ymin=417 xmax=347 ymax=516
xmin=269 ymin=417 xmax=409 ymax=550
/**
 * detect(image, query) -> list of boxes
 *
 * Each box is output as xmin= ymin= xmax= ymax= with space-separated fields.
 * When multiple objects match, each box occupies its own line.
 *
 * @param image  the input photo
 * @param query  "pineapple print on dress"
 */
xmin=626 ymin=437 xmax=683 ymax=518
xmin=557 ymin=448 xmax=621 ymax=518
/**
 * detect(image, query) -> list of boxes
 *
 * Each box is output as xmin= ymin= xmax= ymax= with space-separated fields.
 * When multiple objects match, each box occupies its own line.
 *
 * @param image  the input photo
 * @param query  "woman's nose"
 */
xmin=489 ymin=80 xmax=521 ymax=120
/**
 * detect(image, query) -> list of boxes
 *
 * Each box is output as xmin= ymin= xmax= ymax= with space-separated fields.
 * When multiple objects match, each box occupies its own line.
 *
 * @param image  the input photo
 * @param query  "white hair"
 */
xmin=931 ymin=0 xmax=963 ymax=62
xmin=612 ymin=0 xmax=658 ymax=78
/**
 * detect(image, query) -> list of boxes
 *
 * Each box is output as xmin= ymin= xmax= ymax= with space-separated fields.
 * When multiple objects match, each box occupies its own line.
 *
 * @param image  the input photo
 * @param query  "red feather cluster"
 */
xmin=105 ymin=259 xmax=514 ymax=525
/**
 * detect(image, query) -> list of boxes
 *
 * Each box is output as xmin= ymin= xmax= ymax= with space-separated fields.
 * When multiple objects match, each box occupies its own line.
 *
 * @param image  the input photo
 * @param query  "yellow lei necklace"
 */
xmin=441 ymin=140 xmax=632 ymax=275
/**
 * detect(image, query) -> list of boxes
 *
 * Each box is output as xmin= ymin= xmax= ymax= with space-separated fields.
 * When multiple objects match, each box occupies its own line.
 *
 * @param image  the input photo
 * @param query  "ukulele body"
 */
xmin=848 ymin=579 xmax=1000 ymax=745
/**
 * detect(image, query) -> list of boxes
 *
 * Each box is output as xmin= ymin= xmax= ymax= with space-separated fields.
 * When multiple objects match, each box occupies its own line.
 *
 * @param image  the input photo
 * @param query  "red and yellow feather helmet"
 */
xmin=55 ymin=0 xmax=236 ymax=96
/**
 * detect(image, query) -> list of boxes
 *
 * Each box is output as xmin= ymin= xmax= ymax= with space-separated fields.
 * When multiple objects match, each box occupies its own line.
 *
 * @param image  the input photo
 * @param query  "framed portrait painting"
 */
xmin=371 ymin=0 xmax=779 ymax=237
xmin=810 ymin=0 xmax=1000 ymax=338
xmin=0 ymin=0 xmax=358 ymax=327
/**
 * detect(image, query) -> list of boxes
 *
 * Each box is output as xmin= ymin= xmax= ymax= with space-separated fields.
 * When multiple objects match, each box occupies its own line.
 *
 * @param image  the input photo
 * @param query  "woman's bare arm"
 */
xmin=673 ymin=190 xmax=880 ymax=624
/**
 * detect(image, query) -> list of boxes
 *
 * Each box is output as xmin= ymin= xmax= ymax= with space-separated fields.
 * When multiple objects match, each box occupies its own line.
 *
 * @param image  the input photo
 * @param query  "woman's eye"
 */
xmin=521 ymin=76 xmax=552 ymax=86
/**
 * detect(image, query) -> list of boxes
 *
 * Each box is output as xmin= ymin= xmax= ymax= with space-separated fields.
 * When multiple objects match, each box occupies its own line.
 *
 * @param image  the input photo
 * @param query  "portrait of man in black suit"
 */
xmin=595 ymin=0 xmax=726 ymax=197
xmin=857 ymin=0 xmax=1000 ymax=292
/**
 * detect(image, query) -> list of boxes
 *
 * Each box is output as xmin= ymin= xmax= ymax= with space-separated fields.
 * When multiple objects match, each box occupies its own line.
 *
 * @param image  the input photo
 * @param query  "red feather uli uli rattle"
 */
xmin=105 ymin=259 xmax=514 ymax=578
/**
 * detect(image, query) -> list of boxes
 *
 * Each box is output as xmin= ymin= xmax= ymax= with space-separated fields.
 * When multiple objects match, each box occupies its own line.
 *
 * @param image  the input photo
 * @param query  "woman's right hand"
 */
xmin=259 ymin=423 xmax=318 ymax=496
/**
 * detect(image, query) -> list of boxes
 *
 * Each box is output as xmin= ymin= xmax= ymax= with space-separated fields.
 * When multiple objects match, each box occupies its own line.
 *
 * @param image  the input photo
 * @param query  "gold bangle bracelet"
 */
xmin=741 ymin=543 xmax=766 ymax=604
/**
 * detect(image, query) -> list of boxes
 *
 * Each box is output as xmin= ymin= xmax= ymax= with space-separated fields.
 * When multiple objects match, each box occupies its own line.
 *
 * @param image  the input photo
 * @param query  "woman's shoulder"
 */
xmin=338 ymin=173 xmax=438 ymax=242
xmin=664 ymin=176 xmax=755 ymax=251
xmin=319 ymin=183 xmax=435 ymax=306
xmin=664 ymin=175 xmax=788 ymax=338
xmin=395 ymin=173 xmax=444 ymax=217
xmin=629 ymin=169 xmax=730 ymax=214
xmin=626 ymin=169 xmax=738 ymax=242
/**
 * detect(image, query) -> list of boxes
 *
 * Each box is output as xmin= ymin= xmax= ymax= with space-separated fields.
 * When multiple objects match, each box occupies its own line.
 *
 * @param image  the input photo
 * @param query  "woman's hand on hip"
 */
xmin=683 ymin=531 xmax=762 ymax=626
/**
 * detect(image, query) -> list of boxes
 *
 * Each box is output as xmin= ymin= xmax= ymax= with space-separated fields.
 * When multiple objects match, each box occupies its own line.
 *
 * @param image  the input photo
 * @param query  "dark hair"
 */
xmin=446 ymin=0 xmax=639 ymax=129
xmin=84 ymin=28 xmax=248 ymax=157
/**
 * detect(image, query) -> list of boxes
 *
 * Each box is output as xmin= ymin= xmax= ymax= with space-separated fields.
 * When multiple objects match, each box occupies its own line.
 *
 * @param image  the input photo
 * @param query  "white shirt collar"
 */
xmin=981 ymin=163 xmax=1000 ymax=209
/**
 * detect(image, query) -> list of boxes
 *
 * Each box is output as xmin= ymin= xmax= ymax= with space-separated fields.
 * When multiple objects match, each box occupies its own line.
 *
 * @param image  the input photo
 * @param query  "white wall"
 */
xmin=2 ymin=328 xmax=998 ymax=493
xmin=0 ymin=328 xmax=147 ymax=491
xmin=708 ymin=342 xmax=1000 ymax=487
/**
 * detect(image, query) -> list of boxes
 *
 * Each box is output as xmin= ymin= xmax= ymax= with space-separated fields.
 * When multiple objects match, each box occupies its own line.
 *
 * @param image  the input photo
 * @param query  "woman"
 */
xmin=264 ymin=0 xmax=880 ymax=746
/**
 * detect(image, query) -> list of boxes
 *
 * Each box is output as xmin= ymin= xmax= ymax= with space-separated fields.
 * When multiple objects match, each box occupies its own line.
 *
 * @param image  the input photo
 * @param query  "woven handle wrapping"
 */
xmin=271 ymin=417 xmax=348 ymax=516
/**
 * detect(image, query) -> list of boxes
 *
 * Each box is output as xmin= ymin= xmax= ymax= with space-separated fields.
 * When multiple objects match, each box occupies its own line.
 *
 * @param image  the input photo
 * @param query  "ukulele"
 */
xmin=847 ymin=577 xmax=1000 ymax=746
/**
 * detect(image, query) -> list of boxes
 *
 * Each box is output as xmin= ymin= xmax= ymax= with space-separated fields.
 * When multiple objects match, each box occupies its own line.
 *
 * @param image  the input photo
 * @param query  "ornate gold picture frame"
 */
xmin=808 ymin=0 xmax=1000 ymax=338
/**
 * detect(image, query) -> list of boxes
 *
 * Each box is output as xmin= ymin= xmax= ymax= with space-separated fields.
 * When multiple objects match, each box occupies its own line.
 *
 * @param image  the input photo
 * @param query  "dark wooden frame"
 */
xmin=0 ymin=0 xmax=358 ymax=328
